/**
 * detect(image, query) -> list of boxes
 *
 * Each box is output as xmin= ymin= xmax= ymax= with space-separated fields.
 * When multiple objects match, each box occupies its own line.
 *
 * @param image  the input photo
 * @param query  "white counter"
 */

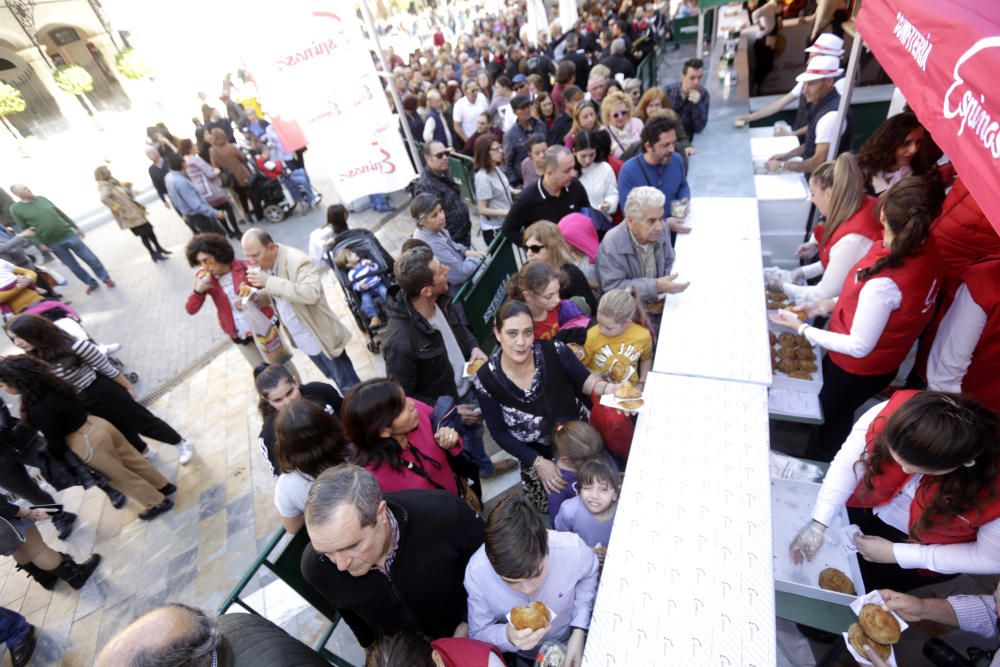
xmin=582 ymin=372 xmax=776 ymax=666
xmin=652 ymin=197 xmax=773 ymax=385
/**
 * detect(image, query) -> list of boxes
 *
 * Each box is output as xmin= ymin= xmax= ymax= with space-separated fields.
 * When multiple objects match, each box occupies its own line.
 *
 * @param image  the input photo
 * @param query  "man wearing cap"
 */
xmin=503 ymin=95 xmax=547 ymax=188
xmin=765 ymin=54 xmax=851 ymax=175
xmin=735 ymin=34 xmax=847 ymax=135
xmin=452 ymin=81 xmax=489 ymax=146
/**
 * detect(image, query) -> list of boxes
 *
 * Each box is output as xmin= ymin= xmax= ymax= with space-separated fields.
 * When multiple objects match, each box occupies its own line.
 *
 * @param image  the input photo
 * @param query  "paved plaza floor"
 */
xmin=0 ymin=195 xmax=515 ymax=665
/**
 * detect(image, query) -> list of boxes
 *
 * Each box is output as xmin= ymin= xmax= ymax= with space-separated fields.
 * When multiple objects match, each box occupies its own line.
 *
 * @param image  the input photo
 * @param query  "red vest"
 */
xmin=814 ymin=196 xmax=883 ymax=269
xmin=431 ymin=637 xmax=505 ymax=667
xmin=958 ymin=257 xmax=1000 ymax=414
xmin=847 ymin=390 xmax=1000 ymax=548
xmin=828 ymin=241 xmax=941 ymax=375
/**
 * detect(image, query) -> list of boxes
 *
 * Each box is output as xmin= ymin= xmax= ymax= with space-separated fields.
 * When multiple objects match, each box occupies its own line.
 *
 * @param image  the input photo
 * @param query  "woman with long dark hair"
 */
xmin=771 ymin=176 xmax=946 ymax=461
xmin=790 ymin=391 xmax=1000 ymax=591
xmin=6 ymin=314 xmax=195 ymax=464
xmin=472 ymin=135 xmax=512 ymax=246
xmin=472 ymin=301 xmax=621 ymax=512
xmin=341 ymin=378 xmax=463 ymax=495
xmin=857 ymin=112 xmax=928 ymax=195
xmin=507 ymin=261 xmax=591 ymax=342
xmin=273 ymin=399 xmax=352 ymax=533
xmin=0 ymin=356 xmax=174 ymax=521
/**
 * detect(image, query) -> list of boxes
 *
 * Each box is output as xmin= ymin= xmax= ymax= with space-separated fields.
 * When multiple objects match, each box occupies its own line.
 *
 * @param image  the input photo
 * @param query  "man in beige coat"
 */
xmin=242 ymin=229 xmax=359 ymax=390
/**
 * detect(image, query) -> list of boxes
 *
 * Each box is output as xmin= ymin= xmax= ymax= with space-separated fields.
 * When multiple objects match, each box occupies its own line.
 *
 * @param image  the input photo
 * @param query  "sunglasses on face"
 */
xmin=432 ymin=152 xmax=449 ymax=159
xmin=525 ymin=244 xmax=546 ymax=254
xmin=612 ymin=111 xmax=629 ymax=118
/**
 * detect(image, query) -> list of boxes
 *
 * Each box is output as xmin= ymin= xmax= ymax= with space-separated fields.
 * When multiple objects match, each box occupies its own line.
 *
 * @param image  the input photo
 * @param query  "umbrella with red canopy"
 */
xmin=856 ymin=0 xmax=1000 ymax=234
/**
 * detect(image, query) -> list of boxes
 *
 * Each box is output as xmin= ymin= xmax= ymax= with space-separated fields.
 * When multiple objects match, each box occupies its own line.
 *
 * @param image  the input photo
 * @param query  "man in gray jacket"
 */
xmin=596 ymin=186 xmax=689 ymax=305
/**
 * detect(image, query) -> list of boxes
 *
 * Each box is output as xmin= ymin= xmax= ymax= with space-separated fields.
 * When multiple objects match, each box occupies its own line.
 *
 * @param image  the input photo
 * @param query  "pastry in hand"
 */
xmin=618 ymin=399 xmax=644 ymax=410
xmin=607 ymin=361 xmax=630 ymax=382
xmin=615 ymin=384 xmax=642 ymax=400
xmin=818 ymin=568 xmax=855 ymax=595
xmin=510 ymin=600 xmax=551 ymax=631
xmin=848 ymin=623 xmax=891 ymax=660
xmin=466 ymin=359 xmax=486 ymax=375
xmin=238 ymin=283 xmax=251 ymax=297
xmin=859 ymin=604 xmax=901 ymax=645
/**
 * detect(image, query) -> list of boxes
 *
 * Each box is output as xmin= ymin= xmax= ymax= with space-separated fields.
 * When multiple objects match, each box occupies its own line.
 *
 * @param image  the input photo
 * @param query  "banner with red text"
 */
xmin=858 ymin=0 xmax=1000 ymax=233
xmin=246 ymin=2 xmax=415 ymax=203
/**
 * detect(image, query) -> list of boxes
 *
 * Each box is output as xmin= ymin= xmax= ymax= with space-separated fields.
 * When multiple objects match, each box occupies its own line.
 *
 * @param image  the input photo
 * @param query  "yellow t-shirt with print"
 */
xmin=582 ymin=322 xmax=653 ymax=384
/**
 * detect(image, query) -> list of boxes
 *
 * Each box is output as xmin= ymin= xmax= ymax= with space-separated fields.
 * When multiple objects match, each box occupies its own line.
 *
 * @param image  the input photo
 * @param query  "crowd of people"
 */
xmin=0 ymin=0 xmax=998 ymax=666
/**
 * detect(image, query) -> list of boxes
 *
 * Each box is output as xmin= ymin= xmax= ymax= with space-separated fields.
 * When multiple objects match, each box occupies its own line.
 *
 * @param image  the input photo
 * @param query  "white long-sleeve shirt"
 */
xmin=578 ymin=161 xmax=619 ymax=214
xmin=813 ymin=402 xmax=1000 ymax=574
xmin=803 ymin=277 xmax=901 ymax=357
xmin=784 ymin=233 xmax=876 ymax=303
xmin=926 ymin=284 xmax=988 ymax=393
xmin=422 ymin=113 xmax=454 ymax=146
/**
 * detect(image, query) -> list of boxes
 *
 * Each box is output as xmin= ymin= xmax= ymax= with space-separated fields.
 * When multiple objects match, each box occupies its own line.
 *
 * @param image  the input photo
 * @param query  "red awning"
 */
xmin=857 ymin=0 xmax=1000 ymax=235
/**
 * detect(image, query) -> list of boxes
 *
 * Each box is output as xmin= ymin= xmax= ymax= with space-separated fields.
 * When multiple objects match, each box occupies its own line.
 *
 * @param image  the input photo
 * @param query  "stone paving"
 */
xmin=0 ymin=191 xmax=514 ymax=665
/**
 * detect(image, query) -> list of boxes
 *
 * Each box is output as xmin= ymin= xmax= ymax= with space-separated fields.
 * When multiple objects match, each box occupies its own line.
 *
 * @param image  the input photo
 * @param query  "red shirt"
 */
xmin=828 ymin=241 xmax=941 ymax=375
xmin=365 ymin=400 xmax=461 ymax=496
xmin=534 ymin=308 xmax=560 ymax=341
xmin=958 ymin=257 xmax=1000 ymax=413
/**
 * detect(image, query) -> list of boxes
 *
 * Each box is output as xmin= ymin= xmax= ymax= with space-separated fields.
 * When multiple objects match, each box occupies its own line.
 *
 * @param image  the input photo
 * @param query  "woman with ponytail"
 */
xmin=789 ymin=391 xmax=1000 ymax=591
xmin=771 ymin=176 xmax=945 ymax=461
xmin=770 ymin=153 xmax=883 ymax=303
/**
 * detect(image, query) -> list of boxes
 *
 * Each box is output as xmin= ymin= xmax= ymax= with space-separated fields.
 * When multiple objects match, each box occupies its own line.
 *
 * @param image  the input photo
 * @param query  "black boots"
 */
xmin=51 ymin=510 xmax=77 ymax=540
xmin=16 ymin=562 xmax=57 ymax=591
xmin=52 ymin=552 xmax=102 ymax=590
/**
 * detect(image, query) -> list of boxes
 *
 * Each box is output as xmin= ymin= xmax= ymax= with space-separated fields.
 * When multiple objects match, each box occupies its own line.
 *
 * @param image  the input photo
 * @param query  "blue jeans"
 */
xmin=0 ymin=607 xmax=29 ymax=648
xmin=368 ymin=193 xmax=390 ymax=211
xmin=49 ymin=235 xmax=110 ymax=286
xmin=358 ymin=284 xmax=388 ymax=319
xmin=458 ymin=388 xmax=491 ymax=475
xmin=309 ymin=350 xmax=360 ymax=392
xmin=285 ymin=168 xmax=315 ymax=203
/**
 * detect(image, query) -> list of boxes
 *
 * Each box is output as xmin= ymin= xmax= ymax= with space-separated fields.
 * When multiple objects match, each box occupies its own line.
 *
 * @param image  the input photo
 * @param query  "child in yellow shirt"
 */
xmin=579 ymin=288 xmax=654 ymax=385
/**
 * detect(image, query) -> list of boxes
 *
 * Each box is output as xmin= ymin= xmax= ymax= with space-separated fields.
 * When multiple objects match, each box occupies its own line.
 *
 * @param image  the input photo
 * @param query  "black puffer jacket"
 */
xmin=382 ymin=286 xmax=479 ymax=405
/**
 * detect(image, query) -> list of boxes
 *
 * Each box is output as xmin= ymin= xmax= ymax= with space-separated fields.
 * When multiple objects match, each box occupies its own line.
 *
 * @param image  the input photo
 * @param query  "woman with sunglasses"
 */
xmin=472 ymin=135 xmax=513 ymax=246
xmin=524 ymin=220 xmax=598 ymax=315
xmin=601 ymin=91 xmax=644 ymax=159
xmin=789 ymin=391 xmax=1000 ymax=592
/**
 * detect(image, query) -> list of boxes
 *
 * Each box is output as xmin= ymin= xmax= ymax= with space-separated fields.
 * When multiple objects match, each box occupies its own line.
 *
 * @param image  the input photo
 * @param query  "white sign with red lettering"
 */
xmin=248 ymin=3 xmax=415 ymax=203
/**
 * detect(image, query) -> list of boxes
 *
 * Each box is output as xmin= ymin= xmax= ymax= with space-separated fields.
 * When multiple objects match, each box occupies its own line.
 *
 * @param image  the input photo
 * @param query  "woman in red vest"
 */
xmin=771 ymin=176 xmax=944 ymax=461
xmin=772 ymin=153 xmax=882 ymax=303
xmin=926 ymin=257 xmax=1000 ymax=415
xmin=790 ymin=391 xmax=1000 ymax=592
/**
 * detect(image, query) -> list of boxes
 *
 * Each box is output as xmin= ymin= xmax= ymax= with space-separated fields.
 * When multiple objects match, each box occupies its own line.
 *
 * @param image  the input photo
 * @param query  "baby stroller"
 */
xmin=243 ymin=148 xmax=295 ymax=223
xmin=325 ymin=229 xmax=396 ymax=354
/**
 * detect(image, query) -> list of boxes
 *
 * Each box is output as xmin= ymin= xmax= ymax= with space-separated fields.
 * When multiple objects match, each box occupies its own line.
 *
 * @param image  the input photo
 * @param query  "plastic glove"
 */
xmin=789 ymin=520 xmax=826 ymax=564
xmin=764 ymin=266 xmax=794 ymax=287
xmin=796 ymin=241 xmax=818 ymax=260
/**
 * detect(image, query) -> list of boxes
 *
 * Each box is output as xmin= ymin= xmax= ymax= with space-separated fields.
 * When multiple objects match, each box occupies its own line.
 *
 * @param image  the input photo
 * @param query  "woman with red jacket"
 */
xmin=341 ymin=378 xmax=464 ymax=496
xmin=773 ymin=153 xmax=883 ymax=303
xmin=789 ymin=391 xmax=1000 ymax=592
xmin=184 ymin=233 xmax=299 ymax=376
xmin=772 ymin=176 xmax=944 ymax=461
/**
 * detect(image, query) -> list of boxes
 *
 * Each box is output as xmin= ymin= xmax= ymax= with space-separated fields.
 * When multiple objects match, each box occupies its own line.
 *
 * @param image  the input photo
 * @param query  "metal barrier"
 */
xmin=452 ymin=232 xmax=524 ymax=352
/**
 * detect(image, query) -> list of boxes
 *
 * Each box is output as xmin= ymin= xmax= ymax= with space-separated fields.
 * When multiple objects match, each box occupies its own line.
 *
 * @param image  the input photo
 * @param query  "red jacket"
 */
xmin=813 ymin=196 xmax=882 ymax=269
xmin=847 ymin=390 xmax=1000 ymax=549
xmin=828 ymin=241 xmax=940 ymax=375
xmin=930 ymin=178 xmax=1000 ymax=279
xmin=184 ymin=260 xmax=272 ymax=339
xmin=430 ymin=637 xmax=504 ymax=666
xmin=957 ymin=257 xmax=1000 ymax=414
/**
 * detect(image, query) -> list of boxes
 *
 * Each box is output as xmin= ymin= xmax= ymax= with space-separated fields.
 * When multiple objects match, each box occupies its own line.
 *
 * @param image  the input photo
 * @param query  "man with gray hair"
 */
xmin=502 ymin=145 xmax=590 ymax=245
xmin=95 ymin=602 xmax=328 ymax=666
xmin=301 ymin=464 xmax=484 ymax=648
xmin=600 ymin=38 xmax=636 ymax=79
xmin=597 ymin=185 xmax=690 ymax=306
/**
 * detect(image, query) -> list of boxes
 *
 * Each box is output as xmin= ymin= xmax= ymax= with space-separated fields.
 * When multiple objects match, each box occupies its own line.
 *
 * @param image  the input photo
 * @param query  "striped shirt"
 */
xmin=49 ymin=339 xmax=120 ymax=392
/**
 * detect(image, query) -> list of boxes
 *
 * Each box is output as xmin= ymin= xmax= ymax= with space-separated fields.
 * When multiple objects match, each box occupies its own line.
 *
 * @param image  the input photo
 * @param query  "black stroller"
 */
xmin=325 ymin=229 xmax=396 ymax=354
xmin=243 ymin=149 xmax=295 ymax=223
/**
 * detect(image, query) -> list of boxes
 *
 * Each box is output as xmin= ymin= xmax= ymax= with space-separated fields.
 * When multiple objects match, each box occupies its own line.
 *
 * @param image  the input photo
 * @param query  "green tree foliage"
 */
xmin=52 ymin=64 xmax=94 ymax=95
xmin=0 ymin=82 xmax=26 ymax=116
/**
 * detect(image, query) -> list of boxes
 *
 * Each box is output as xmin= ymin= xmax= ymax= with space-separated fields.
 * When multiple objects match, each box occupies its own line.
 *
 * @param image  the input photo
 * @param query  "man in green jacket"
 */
xmin=9 ymin=185 xmax=115 ymax=294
